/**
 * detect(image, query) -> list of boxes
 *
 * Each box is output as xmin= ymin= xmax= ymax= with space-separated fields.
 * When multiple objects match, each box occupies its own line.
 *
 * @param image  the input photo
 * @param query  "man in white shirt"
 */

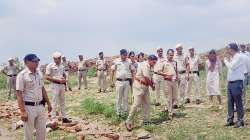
xmin=186 ymin=47 xmax=202 ymax=104
xmin=239 ymin=44 xmax=250 ymax=110
xmin=224 ymin=43 xmax=245 ymax=128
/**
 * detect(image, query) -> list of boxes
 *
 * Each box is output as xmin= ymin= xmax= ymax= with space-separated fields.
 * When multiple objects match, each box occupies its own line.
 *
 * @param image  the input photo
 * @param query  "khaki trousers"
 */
xmin=187 ymin=73 xmax=200 ymax=100
xmin=24 ymin=105 xmax=46 ymax=140
xmin=64 ymin=71 xmax=71 ymax=90
xmin=51 ymin=84 xmax=67 ymax=120
xmin=126 ymin=82 xmax=150 ymax=123
xmin=115 ymin=81 xmax=130 ymax=114
xmin=78 ymin=71 xmax=88 ymax=89
xmin=7 ymin=76 xmax=16 ymax=97
xmin=178 ymin=73 xmax=187 ymax=103
xmin=153 ymin=75 xmax=165 ymax=103
xmin=165 ymin=80 xmax=177 ymax=114
xmin=97 ymin=70 xmax=107 ymax=91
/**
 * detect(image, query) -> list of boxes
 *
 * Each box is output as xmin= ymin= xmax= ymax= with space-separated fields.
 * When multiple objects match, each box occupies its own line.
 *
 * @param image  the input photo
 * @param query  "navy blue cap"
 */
xmin=24 ymin=54 xmax=40 ymax=62
xmin=148 ymin=55 xmax=158 ymax=61
xmin=120 ymin=49 xmax=128 ymax=55
xmin=228 ymin=43 xmax=239 ymax=52
xmin=99 ymin=52 xmax=103 ymax=55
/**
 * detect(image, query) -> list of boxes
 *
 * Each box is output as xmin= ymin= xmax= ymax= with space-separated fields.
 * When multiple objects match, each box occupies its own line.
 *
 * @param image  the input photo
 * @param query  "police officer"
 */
xmin=77 ymin=55 xmax=89 ymax=90
xmin=45 ymin=52 xmax=71 ymax=123
xmin=2 ymin=58 xmax=19 ymax=98
xmin=96 ymin=52 xmax=108 ymax=93
xmin=158 ymin=49 xmax=178 ymax=116
xmin=153 ymin=48 xmax=165 ymax=106
xmin=186 ymin=47 xmax=202 ymax=104
xmin=62 ymin=56 xmax=72 ymax=91
xmin=125 ymin=55 xmax=157 ymax=131
xmin=174 ymin=44 xmax=190 ymax=104
xmin=16 ymin=54 xmax=52 ymax=140
xmin=111 ymin=49 xmax=135 ymax=116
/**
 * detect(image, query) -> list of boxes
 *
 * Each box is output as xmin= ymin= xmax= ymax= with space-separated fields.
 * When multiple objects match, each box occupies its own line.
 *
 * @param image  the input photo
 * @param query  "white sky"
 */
xmin=0 ymin=0 xmax=249 ymax=64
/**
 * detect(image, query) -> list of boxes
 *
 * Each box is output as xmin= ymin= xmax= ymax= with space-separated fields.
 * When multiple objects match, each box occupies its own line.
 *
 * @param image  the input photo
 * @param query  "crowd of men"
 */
xmin=1 ymin=43 xmax=250 ymax=139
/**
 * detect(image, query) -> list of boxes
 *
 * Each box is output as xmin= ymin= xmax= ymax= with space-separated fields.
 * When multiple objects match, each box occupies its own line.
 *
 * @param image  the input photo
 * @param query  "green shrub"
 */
xmin=0 ymin=74 xmax=7 ymax=90
xmin=87 ymin=66 xmax=96 ymax=78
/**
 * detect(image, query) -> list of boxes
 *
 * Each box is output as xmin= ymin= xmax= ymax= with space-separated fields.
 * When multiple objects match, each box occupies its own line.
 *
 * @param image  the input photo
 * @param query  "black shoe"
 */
xmin=155 ymin=103 xmax=161 ymax=106
xmin=62 ymin=118 xmax=72 ymax=123
xmin=234 ymin=122 xmax=244 ymax=128
xmin=78 ymin=88 xmax=81 ymax=90
xmin=173 ymin=105 xmax=178 ymax=109
xmin=185 ymin=98 xmax=191 ymax=104
xmin=143 ymin=121 xmax=151 ymax=126
xmin=225 ymin=122 xmax=234 ymax=127
xmin=69 ymin=87 xmax=72 ymax=91
xmin=196 ymin=99 xmax=201 ymax=105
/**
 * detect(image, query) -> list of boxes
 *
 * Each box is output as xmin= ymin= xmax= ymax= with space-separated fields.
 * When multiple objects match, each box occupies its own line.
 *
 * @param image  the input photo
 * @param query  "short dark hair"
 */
xmin=209 ymin=49 xmax=216 ymax=55
xmin=167 ymin=49 xmax=174 ymax=54
xmin=148 ymin=55 xmax=158 ymax=61
xmin=129 ymin=51 xmax=135 ymax=57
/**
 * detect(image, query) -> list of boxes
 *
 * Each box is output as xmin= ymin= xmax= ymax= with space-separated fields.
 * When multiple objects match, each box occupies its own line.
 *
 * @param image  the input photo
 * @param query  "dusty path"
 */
xmin=0 ymin=123 xmax=15 ymax=140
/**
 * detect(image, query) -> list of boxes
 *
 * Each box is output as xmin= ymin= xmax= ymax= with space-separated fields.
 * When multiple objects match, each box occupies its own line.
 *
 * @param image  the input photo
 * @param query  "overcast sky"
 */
xmin=0 ymin=0 xmax=249 ymax=64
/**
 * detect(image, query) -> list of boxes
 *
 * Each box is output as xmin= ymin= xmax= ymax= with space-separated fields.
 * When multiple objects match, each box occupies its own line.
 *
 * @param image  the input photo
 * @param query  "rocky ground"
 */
xmin=1 ymin=73 xmax=250 ymax=140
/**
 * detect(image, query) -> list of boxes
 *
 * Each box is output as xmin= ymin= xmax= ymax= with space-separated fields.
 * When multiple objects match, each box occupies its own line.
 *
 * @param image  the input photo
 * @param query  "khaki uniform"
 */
xmin=161 ymin=60 xmax=178 ymax=114
xmin=78 ymin=60 xmax=88 ymax=89
xmin=153 ymin=57 xmax=165 ymax=104
xmin=62 ymin=61 xmax=71 ymax=90
xmin=186 ymin=55 xmax=201 ymax=100
xmin=3 ymin=65 xmax=18 ymax=96
xmin=111 ymin=59 xmax=133 ymax=114
xmin=126 ymin=61 xmax=154 ymax=123
xmin=16 ymin=68 xmax=46 ymax=140
xmin=174 ymin=54 xmax=188 ymax=103
xmin=96 ymin=59 xmax=108 ymax=91
xmin=46 ymin=63 xmax=67 ymax=121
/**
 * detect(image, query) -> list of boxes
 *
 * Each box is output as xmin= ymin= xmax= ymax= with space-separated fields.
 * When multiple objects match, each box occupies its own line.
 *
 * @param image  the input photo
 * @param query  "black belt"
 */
xmin=78 ymin=69 xmax=86 ymax=71
xmin=117 ymin=78 xmax=130 ymax=81
xmin=25 ymin=100 xmax=45 ymax=106
xmin=154 ymin=72 xmax=162 ymax=75
xmin=190 ymin=71 xmax=199 ymax=74
xmin=98 ymin=69 xmax=107 ymax=71
xmin=229 ymin=80 xmax=243 ymax=84
xmin=7 ymin=74 xmax=17 ymax=77
xmin=178 ymin=71 xmax=186 ymax=74
xmin=65 ymin=70 xmax=69 ymax=71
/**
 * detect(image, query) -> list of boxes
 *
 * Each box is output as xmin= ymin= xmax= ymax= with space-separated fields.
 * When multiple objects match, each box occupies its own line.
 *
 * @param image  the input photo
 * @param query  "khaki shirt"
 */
xmin=134 ymin=61 xmax=154 ymax=88
xmin=3 ymin=65 xmax=18 ymax=75
xmin=45 ymin=63 xmax=65 ymax=80
xmin=96 ymin=59 xmax=108 ymax=70
xmin=161 ymin=60 xmax=177 ymax=81
xmin=62 ymin=61 xmax=70 ymax=71
xmin=154 ymin=57 xmax=165 ymax=79
xmin=188 ymin=55 xmax=201 ymax=72
xmin=174 ymin=54 xmax=188 ymax=72
xmin=111 ymin=58 xmax=134 ymax=79
xmin=16 ymin=68 xmax=44 ymax=102
xmin=78 ymin=60 xmax=88 ymax=70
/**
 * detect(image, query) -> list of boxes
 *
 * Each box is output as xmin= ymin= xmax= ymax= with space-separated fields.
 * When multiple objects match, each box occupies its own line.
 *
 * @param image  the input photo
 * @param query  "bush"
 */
xmin=0 ymin=74 xmax=7 ymax=90
xmin=81 ymin=98 xmax=124 ymax=124
xmin=87 ymin=66 xmax=96 ymax=78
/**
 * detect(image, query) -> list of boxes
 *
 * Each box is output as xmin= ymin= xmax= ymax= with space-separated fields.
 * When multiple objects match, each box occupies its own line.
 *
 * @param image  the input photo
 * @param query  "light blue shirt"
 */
xmin=224 ymin=53 xmax=245 ymax=82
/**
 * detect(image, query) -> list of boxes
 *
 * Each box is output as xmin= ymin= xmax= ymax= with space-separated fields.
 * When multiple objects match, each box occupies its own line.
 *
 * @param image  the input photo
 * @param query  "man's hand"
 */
xmin=20 ymin=111 xmax=28 ymax=122
xmin=59 ymin=78 xmax=66 ymax=84
xmin=164 ymin=75 xmax=173 ymax=81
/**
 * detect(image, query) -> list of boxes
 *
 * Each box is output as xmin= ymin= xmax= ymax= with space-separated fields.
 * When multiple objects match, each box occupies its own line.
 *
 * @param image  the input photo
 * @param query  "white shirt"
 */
xmin=240 ymin=52 xmax=250 ymax=74
xmin=16 ymin=68 xmax=44 ymax=102
xmin=188 ymin=54 xmax=201 ymax=72
xmin=111 ymin=58 xmax=133 ymax=79
xmin=224 ymin=53 xmax=245 ymax=81
xmin=174 ymin=54 xmax=188 ymax=72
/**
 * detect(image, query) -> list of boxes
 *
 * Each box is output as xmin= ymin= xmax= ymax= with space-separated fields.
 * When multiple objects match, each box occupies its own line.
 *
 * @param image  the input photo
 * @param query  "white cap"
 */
xmin=8 ymin=58 xmax=14 ymax=61
xmin=52 ymin=52 xmax=62 ymax=58
xmin=175 ymin=43 xmax=183 ymax=49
